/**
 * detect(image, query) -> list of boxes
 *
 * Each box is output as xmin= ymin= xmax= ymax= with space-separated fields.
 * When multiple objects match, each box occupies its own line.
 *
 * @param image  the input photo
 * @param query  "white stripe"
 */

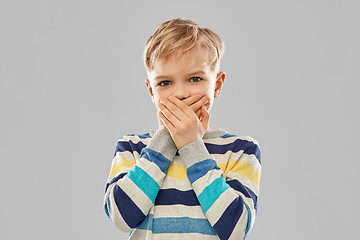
xmin=130 ymin=230 xmax=220 ymax=240
xmin=136 ymin=157 xmax=166 ymax=184
xmin=208 ymin=151 xmax=235 ymax=164
xmin=154 ymin=205 xmax=205 ymax=219
xmin=233 ymin=189 xmax=256 ymax=215
xmin=161 ymin=177 xmax=193 ymax=191
xmin=204 ymin=135 xmax=259 ymax=146
xmin=191 ymin=167 xmax=224 ymax=195
xmin=205 ymin=188 xmax=237 ymax=224
xmin=107 ymin=169 xmax=130 ymax=184
xmin=119 ymin=135 xmax=151 ymax=144
xmin=152 ymin=233 xmax=220 ymax=240
xmin=226 ymin=172 xmax=259 ymax=195
xmin=238 ymin=153 xmax=261 ymax=174
xmin=113 ymin=150 xmax=135 ymax=161
xmin=120 ymin=176 xmax=153 ymax=215
xmin=107 ymin=185 xmax=131 ymax=231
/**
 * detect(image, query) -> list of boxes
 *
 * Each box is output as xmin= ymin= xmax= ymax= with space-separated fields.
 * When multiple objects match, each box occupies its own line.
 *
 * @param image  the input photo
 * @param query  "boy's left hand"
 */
xmin=158 ymin=95 xmax=210 ymax=150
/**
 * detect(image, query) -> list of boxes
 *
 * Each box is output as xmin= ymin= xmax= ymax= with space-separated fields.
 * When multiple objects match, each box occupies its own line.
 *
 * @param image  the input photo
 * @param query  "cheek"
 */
xmin=153 ymin=93 xmax=167 ymax=109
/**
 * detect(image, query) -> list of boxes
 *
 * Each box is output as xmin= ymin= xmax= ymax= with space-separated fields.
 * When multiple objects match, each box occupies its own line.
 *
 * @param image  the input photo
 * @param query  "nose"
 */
xmin=173 ymin=86 xmax=191 ymax=100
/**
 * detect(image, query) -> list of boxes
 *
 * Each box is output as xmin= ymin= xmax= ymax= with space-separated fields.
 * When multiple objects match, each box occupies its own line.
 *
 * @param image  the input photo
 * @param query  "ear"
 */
xmin=214 ymin=71 xmax=226 ymax=98
xmin=145 ymin=79 xmax=155 ymax=104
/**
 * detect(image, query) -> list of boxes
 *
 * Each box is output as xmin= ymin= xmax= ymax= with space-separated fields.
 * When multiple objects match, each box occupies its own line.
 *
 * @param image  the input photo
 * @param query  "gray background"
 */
xmin=1 ymin=0 xmax=359 ymax=239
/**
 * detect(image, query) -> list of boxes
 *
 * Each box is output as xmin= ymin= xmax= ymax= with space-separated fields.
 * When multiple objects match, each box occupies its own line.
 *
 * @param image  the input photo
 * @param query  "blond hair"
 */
xmin=143 ymin=18 xmax=225 ymax=73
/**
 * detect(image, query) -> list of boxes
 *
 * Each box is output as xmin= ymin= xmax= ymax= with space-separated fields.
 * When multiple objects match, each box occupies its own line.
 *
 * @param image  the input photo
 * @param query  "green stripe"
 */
xmin=127 ymin=165 xmax=160 ymax=203
xmin=198 ymin=177 xmax=230 ymax=213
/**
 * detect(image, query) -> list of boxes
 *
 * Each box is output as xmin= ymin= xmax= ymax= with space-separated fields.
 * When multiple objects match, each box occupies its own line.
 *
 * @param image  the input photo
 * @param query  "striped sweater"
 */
xmin=104 ymin=128 xmax=261 ymax=240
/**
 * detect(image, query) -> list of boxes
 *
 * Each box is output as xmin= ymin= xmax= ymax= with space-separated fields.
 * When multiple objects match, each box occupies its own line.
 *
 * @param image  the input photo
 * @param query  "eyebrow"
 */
xmin=154 ymin=71 xmax=206 ymax=81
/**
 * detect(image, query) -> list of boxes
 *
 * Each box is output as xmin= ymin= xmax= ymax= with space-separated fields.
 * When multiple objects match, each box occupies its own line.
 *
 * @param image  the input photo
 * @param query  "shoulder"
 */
xmin=117 ymin=130 xmax=153 ymax=142
xmin=216 ymin=131 xmax=261 ymax=162
xmin=216 ymin=131 xmax=260 ymax=148
xmin=113 ymin=131 xmax=153 ymax=156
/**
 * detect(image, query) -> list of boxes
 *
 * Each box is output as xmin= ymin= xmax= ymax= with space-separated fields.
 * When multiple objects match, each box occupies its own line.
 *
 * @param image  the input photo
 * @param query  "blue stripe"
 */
xmin=155 ymin=188 xmax=200 ymax=206
xmin=137 ymin=214 xmax=216 ymax=235
xmin=127 ymin=165 xmax=160 ymax=203
xmin=105 ymin=172 xmax=127 ymax=194
xmin=204 ymin=139 xmax=249 ymax=154
xmin=246 ymin=142 xmax=261 ymax=163
xmin=204 ymin=142 xmax=232 ymax=155
xmin=227 ymin=179 xmax=258 ymax=212
xmin=205 ymin=140 xmax=260 ymax=163
xmin=104 ymin=195 xmax=111 ymax=221
xmin=113 ymin=134 xmax=260 ymax=162
xmin=187 ymin=159 xmax=220 ymax=184
xmin=113 ymin=185 xmax=146 ymax=228
xmin=140 ymin=147 xmax=171 ymax=174
xmin=198 ymin=177 xmax=230 ymax=213
xmin=113 ymin=139 xmax=146 ymax=158
xmin=136 ymin=213 xmax=154 ymax=231
xmin=126 ymin=132 xmax=151 ymax=139
xmin=244 ymin=203 xmax=252 ymax=239
xmin=213 ymin=197 xmax=244 ymax=240
xmin=109 ymin=172 xmax=128 ymax=185
xmin=220 ymin=133 xmax=238 ymax=138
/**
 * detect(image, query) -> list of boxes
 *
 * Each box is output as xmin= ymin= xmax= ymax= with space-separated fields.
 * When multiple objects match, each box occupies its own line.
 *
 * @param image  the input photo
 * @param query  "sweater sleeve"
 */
xmin=178 ymin=138 xmax=261 ymax=240
xmin=104 ymin=129 xmax=178 ymax=232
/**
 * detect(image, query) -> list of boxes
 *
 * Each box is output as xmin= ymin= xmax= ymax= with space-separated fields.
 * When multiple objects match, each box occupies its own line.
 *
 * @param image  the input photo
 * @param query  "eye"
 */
xmin=159 ymin=80 xmax=171 ymax=87
xmin=190 ymin=77 xmax=202 ymax=83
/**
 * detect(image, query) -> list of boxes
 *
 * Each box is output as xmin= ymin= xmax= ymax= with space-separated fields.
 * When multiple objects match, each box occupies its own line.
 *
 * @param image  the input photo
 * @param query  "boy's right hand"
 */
xmin=182 ymin=94 xmax=210 ymax=119
xmin=157 ymin=94 xmax=209 ymax=134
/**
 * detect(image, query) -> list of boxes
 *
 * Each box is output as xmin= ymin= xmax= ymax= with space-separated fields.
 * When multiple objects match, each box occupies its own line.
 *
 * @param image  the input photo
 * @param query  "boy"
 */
xmin=104 ymin=18 xmax=261 ymax=240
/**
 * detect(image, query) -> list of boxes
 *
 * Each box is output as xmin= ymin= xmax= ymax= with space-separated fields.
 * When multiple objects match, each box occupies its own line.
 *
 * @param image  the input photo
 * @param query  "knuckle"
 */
xmin=178 ymin=101 xmax=186 ymax=108
xmin=168 ymin=105 xmax=176 ymax=111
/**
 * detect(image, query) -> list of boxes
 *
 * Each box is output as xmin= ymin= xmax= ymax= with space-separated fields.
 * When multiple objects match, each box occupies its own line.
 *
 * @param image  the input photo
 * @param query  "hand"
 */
xmin=157 ymin=95 xmax=211 ymax=149
xmin=182 ymin=94 xmax=210 ymax=119
xmin=157 ymin=94 xmax=208 ymax=134
xmin=157 ymin=115 xmax=170 ymax=134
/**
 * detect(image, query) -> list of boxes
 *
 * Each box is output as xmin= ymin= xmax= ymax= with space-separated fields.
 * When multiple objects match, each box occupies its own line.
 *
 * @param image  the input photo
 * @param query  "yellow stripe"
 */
xmin=110 ymin=158 xmax=136 ymax=175
xmin=218 ymin=160 xmax=260 ymax=186
xmin=110 ymin=158 xmax=259 ymax=186
xmin=166 ymin=164 xmax=187 ymax=179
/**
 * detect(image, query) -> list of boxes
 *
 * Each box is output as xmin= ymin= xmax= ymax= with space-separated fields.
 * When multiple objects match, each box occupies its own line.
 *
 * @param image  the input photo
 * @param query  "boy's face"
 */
xmin=145 ymin=48 xmax=225 ymax=113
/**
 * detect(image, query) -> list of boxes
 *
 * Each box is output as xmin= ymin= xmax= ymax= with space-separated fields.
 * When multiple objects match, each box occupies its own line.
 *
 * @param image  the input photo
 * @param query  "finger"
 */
xmin=158 ymin=110 xmax=175 ymax=132
xmin=200 ymin=105 xmax=211 ymax=127
xmin=195 ymin=108 xmax=201 ymax=118
xmin=168 ymin=96 xmax=197 ymax=118
xmin=181 ymin=94 xmax=209 ymax=114
xmin=159 ymin=103 xmax=182 ymax=125
xmin=181 ymin=94 xmax=202 ymax=107
xmin=161 ymin=98 xmax=188 ymax=120
xmin=189 ymin=95 xmax=210 ymax=112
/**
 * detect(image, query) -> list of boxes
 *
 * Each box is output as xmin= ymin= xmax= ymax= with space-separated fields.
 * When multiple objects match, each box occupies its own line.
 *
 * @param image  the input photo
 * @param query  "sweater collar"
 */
xmin=149 ymin=128 xmax=228 ymax=139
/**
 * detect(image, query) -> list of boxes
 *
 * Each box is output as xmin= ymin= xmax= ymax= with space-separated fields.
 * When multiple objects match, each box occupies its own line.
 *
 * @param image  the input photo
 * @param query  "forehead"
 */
xmin=150 ymin=48 xmax=211 ymax=78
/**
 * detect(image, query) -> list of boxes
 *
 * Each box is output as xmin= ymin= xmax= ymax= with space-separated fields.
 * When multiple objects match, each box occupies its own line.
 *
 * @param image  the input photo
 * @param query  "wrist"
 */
xmin=176 ymin=136 xmax=202 ymax=150
xmin=178 ymin=139 xmax=210 ymax=169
